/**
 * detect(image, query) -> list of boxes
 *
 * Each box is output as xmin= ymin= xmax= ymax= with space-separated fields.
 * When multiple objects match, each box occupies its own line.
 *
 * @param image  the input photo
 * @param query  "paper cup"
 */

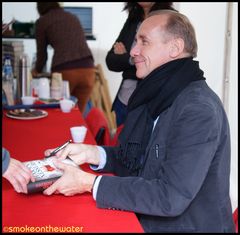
xmin=51 ymin=87 xmax=62 ymax=100
xmin=62 ymin=80 xmax=70 ymax=99
xmin=21 ymin=96 xmax=36 ymax=105
xmin=70 ymin=126 xmax=87 ymax=143
xmin=38 ymin=78 xmax=50 ymax=99
xmin=60 ymin=99 xmax=75 ymax=113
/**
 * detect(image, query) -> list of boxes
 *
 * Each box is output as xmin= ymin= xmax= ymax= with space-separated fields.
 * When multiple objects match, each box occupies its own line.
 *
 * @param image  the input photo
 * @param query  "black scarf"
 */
xmin=117 ymin=57 xmax=205 ymax=175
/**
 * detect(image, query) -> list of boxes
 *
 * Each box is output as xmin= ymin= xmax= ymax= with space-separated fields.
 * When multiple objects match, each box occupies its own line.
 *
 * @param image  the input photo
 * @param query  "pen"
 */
xmin=46 ymin=140 xmax=72 ymax=158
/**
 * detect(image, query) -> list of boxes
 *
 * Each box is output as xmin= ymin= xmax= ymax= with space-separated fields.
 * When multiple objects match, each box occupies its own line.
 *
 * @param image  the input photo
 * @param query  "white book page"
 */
xmin=24 ymin=157 xmax=78 ymax=181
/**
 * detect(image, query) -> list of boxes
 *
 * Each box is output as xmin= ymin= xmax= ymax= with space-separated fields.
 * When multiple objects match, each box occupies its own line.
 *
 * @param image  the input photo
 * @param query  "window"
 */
xmin=64 ymin=7 xmax=93 ymax=36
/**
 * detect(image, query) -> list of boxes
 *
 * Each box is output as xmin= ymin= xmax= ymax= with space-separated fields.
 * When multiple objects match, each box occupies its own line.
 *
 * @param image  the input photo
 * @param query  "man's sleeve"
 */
xmin=89 ymin=146 xmax=107 ymax=171
xmin=95 ymin=103 xmax=222 ymax=216
xmin=2 ymin=148 xmax=10 ymax=174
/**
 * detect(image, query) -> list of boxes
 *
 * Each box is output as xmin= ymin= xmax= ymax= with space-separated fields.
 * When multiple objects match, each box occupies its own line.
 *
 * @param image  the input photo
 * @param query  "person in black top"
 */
xmin=106 ymin=2 xmax=175 ymax=126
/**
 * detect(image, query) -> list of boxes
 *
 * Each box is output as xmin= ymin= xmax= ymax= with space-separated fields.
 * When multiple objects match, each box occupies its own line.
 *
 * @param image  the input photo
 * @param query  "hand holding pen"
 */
xmin=46 ymin=140 xmax=72 ymax=158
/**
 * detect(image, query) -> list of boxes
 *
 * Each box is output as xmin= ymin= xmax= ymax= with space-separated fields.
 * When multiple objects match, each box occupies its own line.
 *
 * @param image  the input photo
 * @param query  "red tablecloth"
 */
xmin=2 ymin=108 xmax=143 ymax=233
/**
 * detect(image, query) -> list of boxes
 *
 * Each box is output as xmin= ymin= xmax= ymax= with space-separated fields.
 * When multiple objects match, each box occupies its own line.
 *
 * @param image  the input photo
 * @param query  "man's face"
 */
xmin=130 ymin=15 xmax=172 ymax=79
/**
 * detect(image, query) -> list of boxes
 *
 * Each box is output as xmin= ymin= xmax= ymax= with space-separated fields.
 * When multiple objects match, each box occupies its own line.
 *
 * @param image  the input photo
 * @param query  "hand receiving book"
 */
xmin=24 ymin=157 xmax=79 ymax=194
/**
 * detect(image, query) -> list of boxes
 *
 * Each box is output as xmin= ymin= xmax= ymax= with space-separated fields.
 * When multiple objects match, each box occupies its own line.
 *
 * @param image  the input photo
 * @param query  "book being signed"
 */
xmin=24 ymin=157 xmax=78 ymax=193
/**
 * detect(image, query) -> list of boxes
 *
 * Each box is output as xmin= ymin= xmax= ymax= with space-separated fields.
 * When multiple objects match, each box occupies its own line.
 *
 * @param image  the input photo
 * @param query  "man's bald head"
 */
xmin=146 ymin=10 xmax=198 ymax=58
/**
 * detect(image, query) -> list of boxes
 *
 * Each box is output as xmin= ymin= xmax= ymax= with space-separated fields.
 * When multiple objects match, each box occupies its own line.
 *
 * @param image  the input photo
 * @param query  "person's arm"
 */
xmin=43 ymin=158 xmax=98 ymax=196
xmin=43 ymin=144 xmax=120 ymax=197
xmin=95 ymin=103 xmax=222 ymax=216
xmin=44 ymin=143 xmax=101 ymax=166
xmin=89 ymin=146 xmax=107 ymax=171
xmin=2 ymin=148 xmax=35 ymax=193
xmin=34 ymin=19 xmax=48 ymax=73
xmin=106 ymin=18 xmax=138 ymax=72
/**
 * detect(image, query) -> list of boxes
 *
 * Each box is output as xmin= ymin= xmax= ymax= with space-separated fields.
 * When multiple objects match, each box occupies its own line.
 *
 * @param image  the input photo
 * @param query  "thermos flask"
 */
xmin=16 ymin=54 xmax=31 ymax=103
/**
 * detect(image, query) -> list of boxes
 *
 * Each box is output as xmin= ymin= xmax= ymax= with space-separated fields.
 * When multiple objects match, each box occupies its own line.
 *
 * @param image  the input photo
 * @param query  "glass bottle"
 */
xmin=2 ymin=56 xmax=15 ymax=105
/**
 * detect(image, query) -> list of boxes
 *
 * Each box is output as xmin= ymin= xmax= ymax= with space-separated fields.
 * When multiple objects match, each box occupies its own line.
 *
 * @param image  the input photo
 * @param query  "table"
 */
xmin=2 ymin=108 xmax=143 ymax=233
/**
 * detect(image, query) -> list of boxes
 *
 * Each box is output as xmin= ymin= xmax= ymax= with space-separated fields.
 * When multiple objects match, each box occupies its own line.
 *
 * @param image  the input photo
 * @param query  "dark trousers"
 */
xmin=112 ymin=96 xmax=127 ymax=127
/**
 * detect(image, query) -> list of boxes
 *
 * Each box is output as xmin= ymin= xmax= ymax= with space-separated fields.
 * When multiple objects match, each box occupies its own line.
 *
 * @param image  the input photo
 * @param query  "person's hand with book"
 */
xmin=43 ymin=158 xmax=97 ymax=196
xmin=3 ymin=158 xmax=35 ymax=194
xmin=43 ymin=143 xmax=100 ymax=196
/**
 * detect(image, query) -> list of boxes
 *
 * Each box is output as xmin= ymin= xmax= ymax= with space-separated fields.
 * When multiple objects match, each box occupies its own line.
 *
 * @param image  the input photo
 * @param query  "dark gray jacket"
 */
xmin=97 ymin=81 xmax=234 ymax=233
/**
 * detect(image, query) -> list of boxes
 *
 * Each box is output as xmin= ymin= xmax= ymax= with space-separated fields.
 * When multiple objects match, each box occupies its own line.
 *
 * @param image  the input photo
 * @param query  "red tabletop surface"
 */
xmin=2 ymin=108 xmax=143 ymax=233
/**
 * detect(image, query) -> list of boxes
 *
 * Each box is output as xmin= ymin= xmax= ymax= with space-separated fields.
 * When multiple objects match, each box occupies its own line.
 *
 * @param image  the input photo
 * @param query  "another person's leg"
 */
xmin=60 ymin=68 xmax=95 ymax=113
xmin=112 ymin=96 xmax=127 ymax=127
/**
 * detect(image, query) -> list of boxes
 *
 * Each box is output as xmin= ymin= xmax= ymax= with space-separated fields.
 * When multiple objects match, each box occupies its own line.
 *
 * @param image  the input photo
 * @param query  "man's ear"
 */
xmin=169 ymin=38 xmax=185 ymax=58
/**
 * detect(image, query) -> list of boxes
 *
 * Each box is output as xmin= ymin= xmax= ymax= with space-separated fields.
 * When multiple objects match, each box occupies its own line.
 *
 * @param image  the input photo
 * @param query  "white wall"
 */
xmin=2 ymin=2 xmax=127 ymax=102
xmin=2 ymin=2 xmax=238 ymax=211
xmin=62 ymin=2 xmax=127 ymax=102
xmin=2 ymin=2 xmax=47 ymax=71
xmin=180 ymin=3 xmax=226 ymax=98
xmin=2 ymin=2 xmax=38 ymax=21
xmin=179 ymin=2 xmax=238 ymax=212
xmin=227 ymin=2 xmax=238 ymax=212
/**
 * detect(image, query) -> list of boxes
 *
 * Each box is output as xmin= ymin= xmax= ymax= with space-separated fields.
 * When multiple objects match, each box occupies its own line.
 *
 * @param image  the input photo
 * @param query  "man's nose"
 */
xmin=130 ymin=44 xmax=140 ymax=57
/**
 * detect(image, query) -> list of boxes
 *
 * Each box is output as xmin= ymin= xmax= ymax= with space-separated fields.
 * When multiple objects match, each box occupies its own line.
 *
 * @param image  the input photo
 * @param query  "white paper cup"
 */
xmin=30 ymin=78 xmax=39 ymax=96
xmin=21 ymin=96 xmax=36 ymax=105
xmin=38 ymin=78 xmax=50 ymax=99
xmin=59 ymin=99 xmax=75 ymax=113
xmin=62 ymin=80 xmax=70 ymax=99
xmin=70 ymin=126 xmax=87 ymax=143
xmin=51 ymin=87 xmax=62 ymax=100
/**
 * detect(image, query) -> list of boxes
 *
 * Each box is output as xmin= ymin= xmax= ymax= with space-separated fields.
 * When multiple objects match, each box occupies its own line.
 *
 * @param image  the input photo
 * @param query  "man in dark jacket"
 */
xmin=43 ymin=10 xmax=235 ymax=233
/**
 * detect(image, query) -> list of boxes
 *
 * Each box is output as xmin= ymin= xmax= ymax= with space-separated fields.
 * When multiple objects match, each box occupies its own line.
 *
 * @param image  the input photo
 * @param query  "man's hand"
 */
xmin=43 ymin=159 xmax=97 ymax=196
xmin=44 ymin=143 xmax=101 ymax=166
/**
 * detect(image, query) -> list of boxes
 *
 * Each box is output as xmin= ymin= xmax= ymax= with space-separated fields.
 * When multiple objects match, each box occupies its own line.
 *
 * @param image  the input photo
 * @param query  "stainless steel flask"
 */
xmin=16 ymin=54 xmax=30 ymax=102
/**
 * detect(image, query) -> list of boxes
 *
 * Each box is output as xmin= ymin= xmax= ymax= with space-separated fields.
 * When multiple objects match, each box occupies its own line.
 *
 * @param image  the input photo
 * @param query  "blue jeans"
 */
xmin=113 ymin=97 xmax=127 ymax=127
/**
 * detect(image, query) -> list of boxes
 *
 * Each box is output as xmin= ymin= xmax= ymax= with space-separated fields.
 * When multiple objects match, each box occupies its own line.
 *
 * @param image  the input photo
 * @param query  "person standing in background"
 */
xmin=31 ymin=2 xmax=95 ymax=114
xmin=106 ymin=2 xmax=175 ymax=126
